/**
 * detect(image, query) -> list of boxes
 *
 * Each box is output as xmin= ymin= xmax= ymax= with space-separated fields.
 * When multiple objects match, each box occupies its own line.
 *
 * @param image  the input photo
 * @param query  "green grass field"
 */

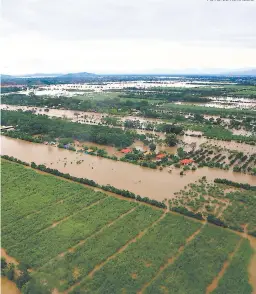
xmin=1 ymin=159 xmax=255 ymax=294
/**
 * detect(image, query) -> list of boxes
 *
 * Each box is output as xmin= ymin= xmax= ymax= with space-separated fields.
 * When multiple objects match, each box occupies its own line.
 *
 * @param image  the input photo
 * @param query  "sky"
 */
xmin=1 ymin=0 xmax=256 ymax=74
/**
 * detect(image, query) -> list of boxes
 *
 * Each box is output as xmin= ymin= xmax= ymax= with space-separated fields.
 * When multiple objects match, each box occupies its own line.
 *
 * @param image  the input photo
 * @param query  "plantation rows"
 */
xmin=170 ymin=178 xmax=256 ymax=235
xmin=1 ymin=160 xmax=254 ymax=293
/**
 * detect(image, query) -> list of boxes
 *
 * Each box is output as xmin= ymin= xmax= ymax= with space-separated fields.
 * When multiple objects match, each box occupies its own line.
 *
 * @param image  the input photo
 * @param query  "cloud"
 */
xmin=2 ymin=0 xmax=256 ymax=73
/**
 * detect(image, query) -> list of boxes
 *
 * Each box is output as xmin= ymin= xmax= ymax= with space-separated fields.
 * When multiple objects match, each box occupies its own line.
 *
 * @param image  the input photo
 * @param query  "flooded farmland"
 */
xmin=1 ymin=136 xmax=255 ymax=201
xmin=1 ymin=104 xmax=255 ymax=154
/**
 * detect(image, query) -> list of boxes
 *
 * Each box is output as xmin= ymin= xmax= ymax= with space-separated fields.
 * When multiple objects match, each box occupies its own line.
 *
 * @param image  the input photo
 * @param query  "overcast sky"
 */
xmin=2 ymin=0 xmax=256 ymax=74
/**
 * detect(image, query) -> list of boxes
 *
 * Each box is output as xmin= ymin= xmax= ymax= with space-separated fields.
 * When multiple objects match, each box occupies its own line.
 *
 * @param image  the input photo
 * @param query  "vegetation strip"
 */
xmin=138 ymin=224 xmax=205 ymax=293
xmin=62 ymin=210 xmax=165 ymax=293
xmin=2 ymin=197 xmax=107 ymax=249
xmin=206 ymin=238 xmax=243 ymax=293
xmin=170 ymin=177 xmax=256 ymax=236
xmin=70 ymin=213 xmax=201 ymax=293
xmin=212 ymin=238 xmax=254 ymax=294
xmin=1 ymin=155 xmax=167 ymax=209
xmin=1 ymin=110 xmax=140 ymax=147
xmin=5 ymin=196 xmax=136 ymax=268
xmin=144 ymin=225 xmax=241 ymax=294
xmin=214 ymin=178 xmax=256 ymax=191
xmin=36 ymin=206 xmax=138 ymax=272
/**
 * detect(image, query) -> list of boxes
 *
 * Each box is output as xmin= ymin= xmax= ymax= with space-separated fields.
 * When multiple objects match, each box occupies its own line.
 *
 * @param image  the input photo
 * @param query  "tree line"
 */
xmin=1 ymin=155 xmax=167 ymax=209
xmin=1 ymin=110 xmax=137 ymax=147
xmin=214 ymin=178 xmax=256 ymax=191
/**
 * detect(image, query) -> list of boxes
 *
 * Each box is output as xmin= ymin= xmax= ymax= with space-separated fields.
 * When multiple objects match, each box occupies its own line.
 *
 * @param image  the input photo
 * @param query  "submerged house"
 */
xmin=180 ymin=159 xmax=194 ymax=165
xmin=121 ymin=148 xmax=132 ymax=154
xmin=156 ymin=153 xmax=166 ymax=160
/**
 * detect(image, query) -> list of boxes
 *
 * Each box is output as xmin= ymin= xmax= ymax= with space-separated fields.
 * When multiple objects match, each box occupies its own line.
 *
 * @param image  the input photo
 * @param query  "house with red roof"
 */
xmin=156 ymin=153 xmax=166 ymax=160
xmin=121 ymin=148 xmax=132 ymax=154
xmin=180 ymin=159 xmax=194 ymax=165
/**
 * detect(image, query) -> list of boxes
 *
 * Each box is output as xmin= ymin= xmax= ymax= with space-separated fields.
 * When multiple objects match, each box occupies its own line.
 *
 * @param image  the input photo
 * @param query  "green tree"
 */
xmin=22 ymin=278 xmax=51 ymax=294
xmin=149 ymin=143 xmax=156 ymax=152
xmin=165 ymin=134 xmax=178 ymax=147
xmin=6 ymin=264 xmax=15 ymax=281
xmin=1 ymin=257 xmax=7 ymax=272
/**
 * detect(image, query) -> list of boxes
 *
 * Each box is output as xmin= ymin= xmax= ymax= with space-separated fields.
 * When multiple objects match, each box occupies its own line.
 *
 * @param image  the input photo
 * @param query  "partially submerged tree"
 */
xmin=165 ymin=134 xmax=178 ymax=147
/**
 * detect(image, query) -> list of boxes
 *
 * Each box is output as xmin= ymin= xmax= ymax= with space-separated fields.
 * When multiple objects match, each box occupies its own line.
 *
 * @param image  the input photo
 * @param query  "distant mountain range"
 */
xmin=1 ymin=72 xmax=97 ymax=79
xmin=1 ymin=69 xmax=256 ymax=79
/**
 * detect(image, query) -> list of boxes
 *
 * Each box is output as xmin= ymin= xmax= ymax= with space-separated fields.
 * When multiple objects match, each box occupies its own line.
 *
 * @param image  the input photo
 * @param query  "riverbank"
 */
xmin=1 ymin=136 xmax=255 ymax=201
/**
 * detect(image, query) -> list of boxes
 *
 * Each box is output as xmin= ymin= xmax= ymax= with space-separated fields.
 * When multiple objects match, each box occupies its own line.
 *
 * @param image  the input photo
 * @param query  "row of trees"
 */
xmin=2 ymin=155 xmax=167 ymax=209
xmin=1 ymin=110 xmax=137 ymax=148
xmin=2 ymin=93 xmax=150 ymax=113
xmin=214 ymin=178 xmax=256 ymax=191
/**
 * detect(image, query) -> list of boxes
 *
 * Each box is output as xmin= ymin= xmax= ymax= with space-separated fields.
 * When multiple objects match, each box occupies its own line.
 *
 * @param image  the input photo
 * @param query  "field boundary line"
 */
xmin=138 ymin=222 xmax=206 ymax=294
xmin=5 ymin=197 xmax=108 ymax=251
xmin=206 ymin=238 xmax=243 ymax=294
xmin=65 ymin=211 xmax=166 ymax=294
xmin=37 ymin=206 xmax=138 ymax=272
xmin=2 ymin=190 xmax=82 ymax=230
xmin=40 ymin=196 xmax=109 ymax=232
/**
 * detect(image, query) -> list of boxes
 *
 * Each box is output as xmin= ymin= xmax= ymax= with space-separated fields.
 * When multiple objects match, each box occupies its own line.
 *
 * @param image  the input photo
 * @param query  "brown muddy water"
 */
xmin=1 ymin=277 xmax=21 ymax=294
xmin=2 ymin=104 xmax=255 ymax=154
xmin=1 ymin=104 xmax=104 ymax=125
xmin=1 ymin=136 xmax=255 ymax=201
xmin=1 ymin=249 xmax=21 ymax=294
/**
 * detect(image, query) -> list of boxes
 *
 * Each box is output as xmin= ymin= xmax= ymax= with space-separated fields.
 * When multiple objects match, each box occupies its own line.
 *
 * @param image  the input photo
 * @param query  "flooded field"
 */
xmin=177 ymin=98 xmax=256 ymax=110
xmin=1 ymin=136 xmax=255 ymax=201
xmin=0 ymin=104 xmax=105 ymax=125
xmin=2 ymin=104 xmax=255 ymax=154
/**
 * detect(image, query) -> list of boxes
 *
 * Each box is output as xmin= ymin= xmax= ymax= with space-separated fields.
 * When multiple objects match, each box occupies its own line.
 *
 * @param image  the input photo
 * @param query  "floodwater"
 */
xmin=177 ymin=98 xmax=256 ymax=110
xmin=1 ymin=277 xmax=21 ymax=294
xmin=1 ymin=136 xmax=255 ymax=201
xmin=2 ymin=104 xmax=255 ymax=154
xmin=181 ymin=136 xmax=256 ymax=154
xmin=231 ymin=129 xmax=253 ymax=137
xmin=0 ymin=104 xmax=104 ymax=125
xmin=1 ymin=249 xmax=19 ymax=265
xmin=1 ymin=249 xmax=20 ymax=294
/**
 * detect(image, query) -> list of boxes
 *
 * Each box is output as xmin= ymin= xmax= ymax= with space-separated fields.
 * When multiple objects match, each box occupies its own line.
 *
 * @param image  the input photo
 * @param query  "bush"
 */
xmin=214 ymin=178 xmax=256 ymax=191
xmin=1 ymin=257 xmax=7 ymax=272
xmin=207 ymin=214 xmax=227 ymax=228
xmin=171 ymin=206 xmax=203 ymax=220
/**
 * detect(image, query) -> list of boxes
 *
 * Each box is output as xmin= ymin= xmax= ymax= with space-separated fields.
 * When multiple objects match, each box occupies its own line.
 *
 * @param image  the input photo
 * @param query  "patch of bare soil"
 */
xmin=1 ymin=277 xmax=21 ymax=294
xmin=73 ymin=267 xmax=81 ymax=280
xmin=1 ymin=248 xmax=19 ymax=265
xmin=131 ymin=273 xmax=138 ymax=279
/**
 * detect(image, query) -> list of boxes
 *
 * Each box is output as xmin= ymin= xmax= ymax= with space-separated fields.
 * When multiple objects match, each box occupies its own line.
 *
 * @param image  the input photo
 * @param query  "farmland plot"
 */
xmin=1 ymin=160 xmax=254 ymax=294
xmin=34 ymin=206 xmax=163 ymax=291
xmin=212 ymin=238 xmax=253 ymax=294
xmin=72 ymin=213 xmax=202 ymax=294
xmin=6 ymin=196 xmax=136 ymax=268
xmin=145 ymin=225 xmax=240 ymax=294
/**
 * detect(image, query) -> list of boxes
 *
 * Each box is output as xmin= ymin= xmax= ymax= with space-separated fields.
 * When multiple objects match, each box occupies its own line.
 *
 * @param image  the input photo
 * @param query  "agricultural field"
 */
xmin=170 ymin=177 xmax=256 ymax=234
xmin=187 ymin=144 xmax=256 ymax=174
xmin=1 ymin=159 xmax=255 ymax=294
